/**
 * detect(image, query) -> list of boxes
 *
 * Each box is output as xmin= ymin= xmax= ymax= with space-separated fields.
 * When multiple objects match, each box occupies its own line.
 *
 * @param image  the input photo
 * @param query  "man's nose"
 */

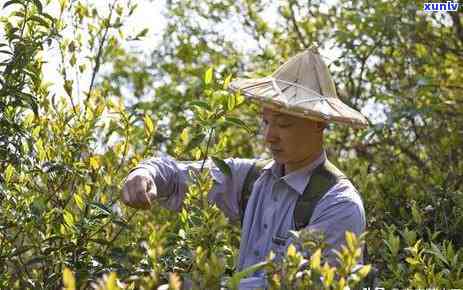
xmin=264 ymin=124 xmax=279 ymax=143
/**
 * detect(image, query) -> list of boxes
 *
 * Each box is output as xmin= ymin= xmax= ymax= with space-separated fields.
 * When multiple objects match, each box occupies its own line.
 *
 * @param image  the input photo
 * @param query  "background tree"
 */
xmin=1 ymin=0 xmax=462 ymax=289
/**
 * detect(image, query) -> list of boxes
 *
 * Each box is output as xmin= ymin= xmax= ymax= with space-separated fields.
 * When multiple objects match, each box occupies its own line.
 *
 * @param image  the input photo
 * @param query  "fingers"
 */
xmin=124 ymin=176 xmax=150 ymax=209
xmin=121 ymin=170 xmax=156 ymax=210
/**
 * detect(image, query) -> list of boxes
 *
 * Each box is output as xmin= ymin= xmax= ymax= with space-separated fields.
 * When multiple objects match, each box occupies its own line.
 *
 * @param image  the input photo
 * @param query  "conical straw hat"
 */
xmin=229 ymin=49 xmax=369 ymax=128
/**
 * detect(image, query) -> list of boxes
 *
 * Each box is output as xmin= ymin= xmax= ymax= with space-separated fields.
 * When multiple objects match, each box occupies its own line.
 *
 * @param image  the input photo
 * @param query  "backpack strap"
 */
xmin=240 ymin=159 xmax=271 ymax=224
xmin=294 ymin=159 xmax=347 ymax=230
xmin=239 ymin=159 xmax=348 ymax=230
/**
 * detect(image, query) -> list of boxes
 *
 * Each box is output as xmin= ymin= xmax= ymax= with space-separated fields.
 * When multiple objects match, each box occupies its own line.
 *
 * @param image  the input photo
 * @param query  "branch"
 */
xmin=449 ymin=12 xmax=463 ymax=44
xmin=354 ymin=43 xmax=378 ymax=102
xmin=200 ymin=127 xmax=214 ymax=173
xmin=101 ymin=210 xmax=138 ymax=256
xmin=241 ymin=1 xmax=268 ymax=52
xmin=57 ymin=1 xmax=78 ymax=115
xmin=289 ymin=2 xmax=309 ymax=49
xmin=356 ymin=139 xmax=431 ymax=175
xmin=85 ymin=0 xmax=118 ymax=107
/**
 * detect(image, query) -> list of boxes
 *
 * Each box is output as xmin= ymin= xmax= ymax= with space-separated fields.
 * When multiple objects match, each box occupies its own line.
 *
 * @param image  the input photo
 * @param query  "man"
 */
xmin=121 ymin=49 xmax=369 ymax=288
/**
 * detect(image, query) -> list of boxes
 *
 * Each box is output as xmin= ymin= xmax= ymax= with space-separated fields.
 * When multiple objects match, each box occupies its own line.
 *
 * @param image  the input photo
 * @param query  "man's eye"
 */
xmin=262 ymin=120 xmax=269 ymax=126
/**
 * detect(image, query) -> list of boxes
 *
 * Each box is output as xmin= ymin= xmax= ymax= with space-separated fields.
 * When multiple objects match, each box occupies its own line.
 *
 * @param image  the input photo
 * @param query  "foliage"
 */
xmin=0 ymin=0 xmax=462 ymax=289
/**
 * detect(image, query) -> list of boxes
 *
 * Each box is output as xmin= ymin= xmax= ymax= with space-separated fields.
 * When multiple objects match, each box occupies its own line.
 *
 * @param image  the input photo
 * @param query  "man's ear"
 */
xmin=317 ymin=122 xmax=327 ymax=131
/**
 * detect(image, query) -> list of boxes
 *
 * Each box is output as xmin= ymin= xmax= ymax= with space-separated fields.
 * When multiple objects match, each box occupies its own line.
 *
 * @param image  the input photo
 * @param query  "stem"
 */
xmin=85 ymin=0 xmax=118 ymax=109
xmin=19 ymin=3 xmax=28 ymax=39
xmin=16 ymin=236 xmax=33 ymax=283
xmin=199 ymin=127 xmax=214 ymax=209
xmin=289 ymin=1 xmax=309 ymax=49
xmin=115 ymin=109 xmax=130 ymax=174
xmin=102 ymin=210 xmax=138 ymax=254
xmin=56 ymin=2 xmax=78 ymax=116
xmin=200 ymin=127 xmax=214 ymax=173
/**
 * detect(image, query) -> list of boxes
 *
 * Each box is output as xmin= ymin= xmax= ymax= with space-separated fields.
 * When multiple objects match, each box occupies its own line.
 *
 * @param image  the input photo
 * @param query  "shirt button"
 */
xmin=263 ymin=224 xmax=268 ymax=229
xmin=273 ymin=196 xmax=278 ymax=202
xmin=254 ymin=250 xmax=259 ymax=257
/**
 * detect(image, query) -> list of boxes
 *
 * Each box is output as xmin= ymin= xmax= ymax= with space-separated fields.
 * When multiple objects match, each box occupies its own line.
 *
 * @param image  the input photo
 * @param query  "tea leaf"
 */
xmin=211 ymin=156 xmax=231 ymax=176
xmin=63 ymin=267 xmax=76 ymax=290
xmin=204 ymin=67 xmax=213 ymax=85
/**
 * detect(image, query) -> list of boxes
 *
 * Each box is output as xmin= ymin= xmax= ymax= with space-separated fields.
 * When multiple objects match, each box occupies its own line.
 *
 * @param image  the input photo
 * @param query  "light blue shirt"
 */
xmin=134 ymin=151 xmax=366 ymax=287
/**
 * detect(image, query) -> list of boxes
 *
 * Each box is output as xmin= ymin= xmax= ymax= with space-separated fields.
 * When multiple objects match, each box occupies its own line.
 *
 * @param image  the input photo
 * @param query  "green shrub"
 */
xmin=1 ymin=0 xmax=462 ymax=289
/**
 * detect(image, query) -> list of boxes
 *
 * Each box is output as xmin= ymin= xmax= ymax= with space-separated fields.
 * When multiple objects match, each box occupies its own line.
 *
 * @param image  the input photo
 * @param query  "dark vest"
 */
xmin=239 ymin=159 xmax=347 ymax=230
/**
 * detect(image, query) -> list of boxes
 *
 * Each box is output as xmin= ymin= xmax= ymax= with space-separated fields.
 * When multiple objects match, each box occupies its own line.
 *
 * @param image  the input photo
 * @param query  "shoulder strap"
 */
xmin=240 ymin=159 xmax=270 ymax=224
xmin=294 ymin=160 xmax=347 ymax=230
xmin=239 ymin=159 xmax=348 ymax=230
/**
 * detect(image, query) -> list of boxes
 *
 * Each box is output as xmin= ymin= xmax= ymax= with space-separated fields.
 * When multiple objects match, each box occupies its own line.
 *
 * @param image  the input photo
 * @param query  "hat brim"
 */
xmin=229 ymin=77 xmax=369 ymax=129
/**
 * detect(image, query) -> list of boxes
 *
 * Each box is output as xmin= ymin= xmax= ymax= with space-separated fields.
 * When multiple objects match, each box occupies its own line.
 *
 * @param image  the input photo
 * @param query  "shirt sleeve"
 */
xmin=305 ymin=179 xmax=366 ymax=265
xmin=132 ymin=155 xmax=256 ymax=222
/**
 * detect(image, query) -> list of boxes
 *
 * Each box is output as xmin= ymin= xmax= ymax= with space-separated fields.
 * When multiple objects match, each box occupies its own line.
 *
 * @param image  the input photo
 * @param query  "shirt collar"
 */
xmin=263 ymin=150 xmax=327 ymax=195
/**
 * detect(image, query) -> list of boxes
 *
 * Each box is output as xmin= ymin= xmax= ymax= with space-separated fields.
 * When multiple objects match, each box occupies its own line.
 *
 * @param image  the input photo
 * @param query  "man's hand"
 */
xmin=121 ymin=169 xmax=157 ymax=210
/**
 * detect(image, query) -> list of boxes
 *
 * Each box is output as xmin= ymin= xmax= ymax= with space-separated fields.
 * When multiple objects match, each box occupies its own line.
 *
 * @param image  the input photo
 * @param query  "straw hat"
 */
xmin=229 ymin=48 xmax=369 ymax=128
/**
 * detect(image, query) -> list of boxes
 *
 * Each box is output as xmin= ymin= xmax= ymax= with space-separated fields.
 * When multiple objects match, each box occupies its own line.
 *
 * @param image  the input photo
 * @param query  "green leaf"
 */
xmin=235 ymin=92 xmax=245 ymax=106
xmin=204 ymin=67 xmax=213 ymax=85
xmin=19 ymin=92 xmax=38 ymax=115
xmin=59 ymin=0 xmax=68 ymax=12
xmin=211 ymin=156 xmax=231 ymax=176
xmin=405 ymin=257 xmax=419 ymax=265
xmin=32 ymin=0 xmax=43 ymax=13
xmin=224 ymin=116 xmax=251 ymax=132
xmin=69 ymin=53 xmax=76 ymax=66
xmin=89 ymin=202 xmax=112 ymax=216
xmin=63 ymin=210 xmax=75 ymax=228
xmin=89 ymin=155 xmax=100 ymax=170
xmin=29 ymin=15 xmax=49 ymax=28
xmin=356 ymin=264 xmax=371 ymax=278
xmin=26 ymin=256 xmax=47 ymax=267
xmin=112 ymin=220 xmax=128 ymax=228
xmin=105 ymin=272 xmax=118 ymax=290
xmin=310 ymin=248 xmax=321 ymax=270
xmin=226 ymin=261 xmax=269 ymax=289
xmin=116 ymin=4 xmax=123 ymax=15
xmin=135 ymin=28 xmax=149 ymax=39
xmin=411 ymin=203 xmax=422 ymax=225
xmin=143 ymin=114 xmax=155 ymax=136
xmin=3 ymin=0 xmax=23 ymax=9
xmin=64 ymin=79 xmax=73 ymax=97
xmin=227 ymin=94 xmax=235 ymax=111
xmin=41 ymin=12 xmax=55 ymax=22
xmin=185 ymin=132 xmax=205 ymax=152
xmin=74 ymin=194 xmax=84 ymax=210
xmin=345 ymin=231 xmax=357 ymax=252
xmin=12 ymin=11 xmax=25 ymax=18
xmin=36 ymin=138 xmax=47 ymax=161
xmin=4 ymin=164 xmax=14 ymax=183
xmin=128 ymin=4 xmax=138 ymax=15
xmin=189 ymin=100 xmax=211 ymax=110
xmin=424 ymin=242 xmax=449 ymax=266
xmin=88 ymin=238 xmax=111 ymax=245
xmin=223 ymin=74 xmax=232 ymax=89
xmin=63 ymin=267 xmax=76 ymax=290
xmin=9 ymin=246 xmax=33 ymax=257
xmin=180 ymin=128 xmax=189 ymax=144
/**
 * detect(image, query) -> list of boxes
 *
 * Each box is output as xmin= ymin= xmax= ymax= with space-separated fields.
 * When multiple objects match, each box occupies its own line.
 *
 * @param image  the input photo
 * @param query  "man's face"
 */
xmin=262 ymin=107 xmax=324 ymax=169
